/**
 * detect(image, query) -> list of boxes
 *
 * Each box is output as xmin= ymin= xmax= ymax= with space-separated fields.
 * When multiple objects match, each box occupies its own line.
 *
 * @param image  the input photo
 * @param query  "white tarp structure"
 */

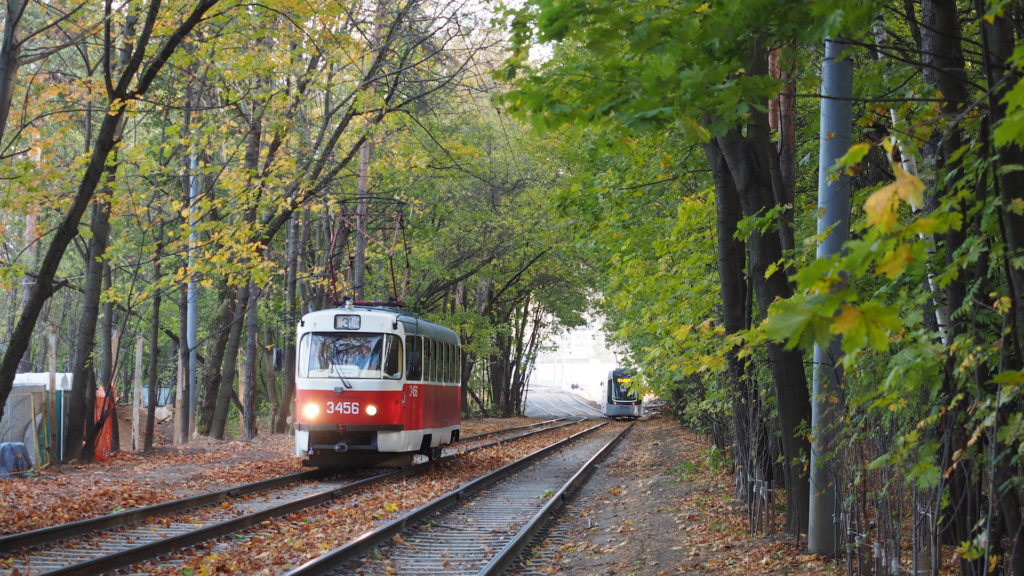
xmin=0 ymin=373 xmax=72 ymax=470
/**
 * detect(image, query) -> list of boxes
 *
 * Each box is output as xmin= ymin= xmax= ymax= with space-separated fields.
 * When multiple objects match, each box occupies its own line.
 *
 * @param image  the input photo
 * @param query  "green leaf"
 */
xmin=833 ymin=142 xmax=871 ymax=173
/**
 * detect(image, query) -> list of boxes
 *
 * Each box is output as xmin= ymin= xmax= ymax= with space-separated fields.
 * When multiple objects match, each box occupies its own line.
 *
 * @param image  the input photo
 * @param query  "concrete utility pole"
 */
xmin=187 ymin=155 xmax=199 ymax=435
xmin=808 ymin=37 xmax=852 ymax=556
xmin=352 ymin=139 xmax=372 ymax=300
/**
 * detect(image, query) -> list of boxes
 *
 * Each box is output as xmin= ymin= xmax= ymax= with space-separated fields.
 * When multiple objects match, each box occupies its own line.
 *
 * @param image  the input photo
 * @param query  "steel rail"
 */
xmin=0 ymin=420 xmax=580 ymax=576
xmin=457 ymin=418 xmax=565 ymax=443
xmin=282 ymin=421 xmax=614 ymax=576
xmin=11 ymin=469 xmax=397 ymax=576
xmin=479 ymin=422 xmax=633 ymax=575
xmin=0 ymin=469 xmax=327 ymax=553
xmin=563 ymin=391 xmax=607 ymax=417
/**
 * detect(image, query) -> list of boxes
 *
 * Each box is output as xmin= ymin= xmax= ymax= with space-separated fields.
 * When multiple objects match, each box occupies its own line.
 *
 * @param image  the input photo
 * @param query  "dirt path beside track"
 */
xmin=519 ymin=416 xmax=833 ymax=575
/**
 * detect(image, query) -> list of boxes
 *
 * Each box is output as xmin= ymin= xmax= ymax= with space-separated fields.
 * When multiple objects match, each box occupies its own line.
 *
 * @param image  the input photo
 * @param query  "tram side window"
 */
xmin=405 ymin=336 xmax=422 ymax=381
xmin=438 ymin=341 xmax=444 ymax=382
xmin=449 ymin=344 xmax=456 ymax=383
xmin=384 ymin=334 xmax=403 ymax=379
xmin=441 ymin=343 xmax=449 ymax=382
xmin=451 ymin=345 xmax=459 ymax=383
xmin=448 ymin=344 xmax=457 ymax=383
xmin=428 ymin=339 xmax=437 ymax=382
xmin=419 ymin=336 xmax=428 ymax=381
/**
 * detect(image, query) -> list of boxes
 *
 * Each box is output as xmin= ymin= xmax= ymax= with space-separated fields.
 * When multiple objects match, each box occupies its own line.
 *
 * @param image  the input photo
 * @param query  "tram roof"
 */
xmin=299 ymin=305 xmax=460 ymax=344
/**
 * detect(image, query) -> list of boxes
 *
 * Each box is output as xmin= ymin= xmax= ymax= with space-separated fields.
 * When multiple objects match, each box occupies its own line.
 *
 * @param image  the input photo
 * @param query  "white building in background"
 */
xmin=530 ymin=315 xmax=622 ymax=402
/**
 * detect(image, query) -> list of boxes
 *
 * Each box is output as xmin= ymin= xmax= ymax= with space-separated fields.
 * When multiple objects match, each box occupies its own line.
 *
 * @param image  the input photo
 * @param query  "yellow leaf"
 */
xmin=892 ymin=164 xmax=926 ymax=208
xmin=875 ymin=243 xmax=913 ymax=279
xmin=864 ymin=186 xmax=898 ymax=231
xmin=832 ymin=305 xmax=861 ymax=335
xmin=864 ymin=164 xmax=927 ymax=230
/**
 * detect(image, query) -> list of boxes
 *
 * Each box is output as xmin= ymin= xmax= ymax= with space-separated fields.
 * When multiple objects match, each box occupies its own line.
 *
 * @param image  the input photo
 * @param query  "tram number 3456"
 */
xmin=326 ymin=401 xmax=360 ymax=415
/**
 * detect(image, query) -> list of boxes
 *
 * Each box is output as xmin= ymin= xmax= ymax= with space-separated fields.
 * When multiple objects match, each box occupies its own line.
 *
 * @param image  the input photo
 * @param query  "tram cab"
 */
xmin=603 ymin=369 xmax=642 ymax=420
xmin=293 ymin=303 xmax=461 ymax=467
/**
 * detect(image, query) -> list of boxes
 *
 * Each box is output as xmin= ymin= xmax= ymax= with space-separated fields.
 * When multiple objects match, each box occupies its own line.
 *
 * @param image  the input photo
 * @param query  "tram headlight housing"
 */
xmin=302 ymin=403 xmax=320 ymax=420
xmin=365 ymin=404 xmax=378 ymax=417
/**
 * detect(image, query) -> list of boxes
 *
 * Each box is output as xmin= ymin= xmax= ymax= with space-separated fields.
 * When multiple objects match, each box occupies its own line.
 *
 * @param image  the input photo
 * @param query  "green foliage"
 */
xmin=4 ymin=0 xmax=1024 ymax=567
xmin=500 ymin=0 xmax=879 ymax=135
xmin=497 ymin=0 xmax=1024 ymax=568
xmin=668 ymin=460 xmax=702 ymax=482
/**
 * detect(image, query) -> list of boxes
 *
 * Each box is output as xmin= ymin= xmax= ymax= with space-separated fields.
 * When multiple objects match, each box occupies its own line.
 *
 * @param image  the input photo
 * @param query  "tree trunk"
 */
xmin=210 ymin=286 xmax=247 ymax=439
xmin=275 ymin=214 xmax=300 ymax=433
xmin=920 ymin=3 xmax=980 ymax=572
xmin=979 ymin=2 xmax=1024 ymax=369
xmin=242 ymin=285 xmax=259 ymax=440
xmin=67 ymin=195 xmax=112 ymax=462
xmin=100 ymin=265 xmax=119 ymax=453
xmin=716 ymin=119 xmax=812 ymax=534
xmin=0 ymin=0 xmax=26 ymax=146
xmin=18 ymin=210 xmax=38 ymax=373
xmin=198 ymin=294 xmax=232 ymax=434
xmin=704 ymin=137 xmax=754 ymax=504
xmin=977 ymin=5 xmax=1024 ymax=574
xmin=144 ymin=228 xmax=163 ymax=452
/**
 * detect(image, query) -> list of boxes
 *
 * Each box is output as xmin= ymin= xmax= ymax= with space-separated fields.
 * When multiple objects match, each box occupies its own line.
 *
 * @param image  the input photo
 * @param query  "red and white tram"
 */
xmin=293 ymin=303 xmax=461 ymax=467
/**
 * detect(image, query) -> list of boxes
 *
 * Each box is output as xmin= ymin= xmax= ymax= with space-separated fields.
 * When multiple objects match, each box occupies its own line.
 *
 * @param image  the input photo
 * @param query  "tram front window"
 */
xmin=613 ymin=378 xmax=638 ymax=402
xmin=300 ymin=333 xmax=384 ymax=378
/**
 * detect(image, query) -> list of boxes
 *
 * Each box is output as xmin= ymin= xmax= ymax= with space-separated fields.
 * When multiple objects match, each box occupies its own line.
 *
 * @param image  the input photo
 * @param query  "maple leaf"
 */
xmin=832 ymin=305 xmax=861 ymax=334
xmin=864 ymin=187 xmax=899 ymax=231
xmin=864 ymin=163 xmax=926 ymax=232
xmin=875 ymin=243 xmax=914 ymax=279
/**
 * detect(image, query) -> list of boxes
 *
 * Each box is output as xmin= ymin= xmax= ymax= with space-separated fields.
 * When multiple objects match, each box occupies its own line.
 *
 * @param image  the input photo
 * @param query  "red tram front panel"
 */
xmin=294 ymin=383 xmax=460 ymax=431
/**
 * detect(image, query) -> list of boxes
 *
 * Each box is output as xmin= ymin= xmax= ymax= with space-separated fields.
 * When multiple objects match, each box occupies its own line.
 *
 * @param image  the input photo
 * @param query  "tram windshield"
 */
xmin=612 ymin=376 xmax=639 ymax=402
xmin=300 ymin=333 xmax=386 ymax=379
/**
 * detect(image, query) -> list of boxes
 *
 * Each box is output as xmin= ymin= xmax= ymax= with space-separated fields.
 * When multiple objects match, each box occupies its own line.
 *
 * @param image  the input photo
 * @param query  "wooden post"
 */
xmin=47 ymin=325 xmax=58 ymax=467
xmin=132 ymin=334 xmax=143 ymax=451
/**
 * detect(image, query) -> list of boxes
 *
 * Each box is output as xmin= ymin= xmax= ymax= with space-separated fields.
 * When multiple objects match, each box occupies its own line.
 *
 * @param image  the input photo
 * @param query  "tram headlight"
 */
xmin=365 ymin=404 xmax=378 ymax=417
xmin=302 ymin=403 xmax=320 ymax=420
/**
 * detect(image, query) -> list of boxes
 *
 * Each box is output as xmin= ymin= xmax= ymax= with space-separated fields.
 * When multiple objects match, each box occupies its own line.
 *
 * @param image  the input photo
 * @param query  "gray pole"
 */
xmin=187 ymin=155 xmax=199 ymax=434
xmin=808 ymin=37 xmax=852 ymax=555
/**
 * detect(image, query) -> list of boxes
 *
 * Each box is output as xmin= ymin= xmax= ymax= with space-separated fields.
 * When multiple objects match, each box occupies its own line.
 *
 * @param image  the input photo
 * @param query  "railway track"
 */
xmin=0 ymin=420 xmax=577 ymax=576
xmin=283 ymin=421 xmax=629 ymax=576
xmin=524 ymin=386 xmax=605 ymax=420
xmin=456 ymin=418 xmax=566 ymax=443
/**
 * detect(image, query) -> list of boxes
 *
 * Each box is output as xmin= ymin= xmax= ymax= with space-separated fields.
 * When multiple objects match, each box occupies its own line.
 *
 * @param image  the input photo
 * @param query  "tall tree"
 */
xmin=0 ymin=0 xmax=223 ymax=453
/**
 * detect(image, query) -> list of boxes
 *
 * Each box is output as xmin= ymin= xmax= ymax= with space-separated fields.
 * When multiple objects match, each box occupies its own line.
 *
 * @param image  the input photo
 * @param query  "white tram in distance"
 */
xmin=603 ymin=369 xmax=643 ymax=420
xmin=294 ymin=303 xmax=461 ymax=467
